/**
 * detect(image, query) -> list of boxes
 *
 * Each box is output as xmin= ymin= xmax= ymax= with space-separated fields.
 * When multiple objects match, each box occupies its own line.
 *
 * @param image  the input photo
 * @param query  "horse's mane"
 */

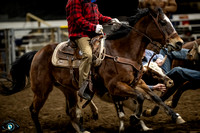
xmin=106 ymin=8 xmax=149 ymax=40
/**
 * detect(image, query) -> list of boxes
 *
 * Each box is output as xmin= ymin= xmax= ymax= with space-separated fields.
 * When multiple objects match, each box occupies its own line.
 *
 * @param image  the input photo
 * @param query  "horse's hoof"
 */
xmin=142 ymin=109 xmax=152 ymax=117
xmin=143 ymin=127 xmax=153 ymax=131
xmin=130 ymin=114 xmax=140 ymax=125
xmin=93 ymin=113 xmax=98 ymax=120
xmin=171 ymin=102 xmax=178 ymax=108
xmin=83 ymin=131 xmax=90 ymax=133
xmin=176 ymin=116 xmax=186 ymax=124
xmin=140 ymin=120 xmax=153 ymax=131
xmin=165 ymin=101 xmax=172 ymax=107
xmin=119 ymin=124 xmax=125 ymax=133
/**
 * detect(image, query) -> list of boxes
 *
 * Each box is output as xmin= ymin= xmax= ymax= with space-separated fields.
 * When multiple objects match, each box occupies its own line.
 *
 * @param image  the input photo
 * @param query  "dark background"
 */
xmin=0 ymin=0 xmax=199 ymax=21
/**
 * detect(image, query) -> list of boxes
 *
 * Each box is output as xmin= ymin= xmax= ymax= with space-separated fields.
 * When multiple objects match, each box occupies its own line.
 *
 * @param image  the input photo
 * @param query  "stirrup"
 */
xmin=78 ymin=92 xmax=91 ymax=100
xmin=78 ymin=81 xmax=91 ymax=100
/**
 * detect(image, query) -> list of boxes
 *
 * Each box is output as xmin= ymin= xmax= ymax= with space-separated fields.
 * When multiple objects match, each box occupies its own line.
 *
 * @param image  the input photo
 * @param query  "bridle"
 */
xmin=104 ymin=10 xmax=177 ymax=86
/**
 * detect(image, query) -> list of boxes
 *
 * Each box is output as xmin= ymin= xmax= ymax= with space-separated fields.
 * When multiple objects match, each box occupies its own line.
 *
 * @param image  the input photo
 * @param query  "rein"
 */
xmin=125 ymin=23 xmax=163 ymax=51
xmin=102 ymin=11 xmax=174 ymax=86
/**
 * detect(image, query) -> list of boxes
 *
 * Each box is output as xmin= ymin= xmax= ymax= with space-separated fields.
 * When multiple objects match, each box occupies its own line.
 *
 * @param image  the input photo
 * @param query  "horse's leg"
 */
xmin=59 ymin=86 xmax=89 ymax=133
xmin=113 ymin=99 xmax=126 ymax=132
xmin=122 ymin=98 xmax=152 ymax=131
xmin=143 ymin=84 xmax=181 ymax=117
xmin=144 ymin=89 xmax=185 ymax=124
xmin=171 ymin=81 xmax=198 ymax=108
xmin=169 ymin=87 xmax=187 ymax=108
xmin=109 ymin=81 xmax=150 ymax=131
xmin=129 ymin=96 xmax=143 ymax=125
xmin=67 ymin=91 xmax=88 ymax=133
xmin=29 ymin=84 xmax=53 ymax=133
xmin=89 ymin=100 xmax=99 ymax=120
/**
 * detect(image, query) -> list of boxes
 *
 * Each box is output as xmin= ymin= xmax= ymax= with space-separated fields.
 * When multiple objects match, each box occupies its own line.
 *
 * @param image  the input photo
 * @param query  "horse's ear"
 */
xmin=149 ymin=7 xmax=163 ymax=18
xmin=148 ymin=7 xmax=157 ymax=18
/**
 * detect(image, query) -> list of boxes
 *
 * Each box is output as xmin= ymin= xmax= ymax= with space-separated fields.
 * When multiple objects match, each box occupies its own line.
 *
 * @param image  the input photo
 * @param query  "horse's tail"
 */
xmin=0 ymin=51 xmax=37 ymax=95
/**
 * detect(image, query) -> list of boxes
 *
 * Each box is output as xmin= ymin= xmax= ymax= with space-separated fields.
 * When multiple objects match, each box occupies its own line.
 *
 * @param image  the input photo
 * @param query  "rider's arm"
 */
xmin=98 ymin=12 xmax=112 ymax=24
xmin=148 ymin=84 xmax=166 ymax=92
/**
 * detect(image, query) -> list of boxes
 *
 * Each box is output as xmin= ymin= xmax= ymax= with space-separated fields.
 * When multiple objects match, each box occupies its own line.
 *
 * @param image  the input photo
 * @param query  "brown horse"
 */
xmin=172 ymin=38 xmax=200 ymax=71
xmin=30 ymin=7 xmax=185 ymax=132
xmin=2 ymin=8 xmax=185 ymax=133
xmin=187 ymin=39 xmax=200 ymax=61
xmin=0 ymin=49 xmax=174 ymax=132
xmin=87 ymin=61 xmax=174 ymax=131
xmin=0 ymin=50 xmax=174 ymax=132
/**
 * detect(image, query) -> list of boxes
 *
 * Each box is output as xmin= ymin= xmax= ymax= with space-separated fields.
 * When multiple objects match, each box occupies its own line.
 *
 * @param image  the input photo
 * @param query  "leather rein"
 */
xmin=103 ymin=12 xmax=176 ymax=85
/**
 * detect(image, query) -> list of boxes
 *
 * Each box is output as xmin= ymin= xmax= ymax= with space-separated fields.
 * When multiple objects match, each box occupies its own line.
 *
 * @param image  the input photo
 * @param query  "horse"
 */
xmin=143 ymin=38 xmax=200 ymax=117
xmin=0 ymin=52 xmax=174 ymax=132
xmin=87 ymin=61 xmax=174 ymax=131
xmin=1 ymin=7 xmax=185 ymax=133
xmin=186 ymin=39 xmax=200 ymax=61
xmin=172 ymin=38 xmax=200 ymax=71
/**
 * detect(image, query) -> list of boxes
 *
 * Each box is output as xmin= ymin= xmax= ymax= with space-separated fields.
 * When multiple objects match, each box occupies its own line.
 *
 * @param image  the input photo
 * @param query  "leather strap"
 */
xmin=105 ymin=54 xmax=142 ymax=71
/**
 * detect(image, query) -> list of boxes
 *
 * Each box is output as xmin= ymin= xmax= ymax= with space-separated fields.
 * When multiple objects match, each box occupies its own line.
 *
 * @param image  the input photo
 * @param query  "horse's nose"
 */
xmin=176 ymin=41 xmax=183 ymax=47
xmin=175 ymin=41 xmax=183 ymax=50
xmin=166 ymin=79 xmax=174 ymax=88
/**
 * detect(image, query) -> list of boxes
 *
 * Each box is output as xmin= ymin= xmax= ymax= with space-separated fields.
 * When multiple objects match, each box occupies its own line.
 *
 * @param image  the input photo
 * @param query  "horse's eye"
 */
xmin=159 ymin=20 xmax=166 ymax=26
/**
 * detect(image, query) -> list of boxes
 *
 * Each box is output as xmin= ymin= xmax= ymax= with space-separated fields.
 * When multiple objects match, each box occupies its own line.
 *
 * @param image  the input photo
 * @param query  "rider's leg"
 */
xmin=75 ymin=37 xmax=92 ymax=100
xmin=160 ymin=48 xmax=189 ymax=73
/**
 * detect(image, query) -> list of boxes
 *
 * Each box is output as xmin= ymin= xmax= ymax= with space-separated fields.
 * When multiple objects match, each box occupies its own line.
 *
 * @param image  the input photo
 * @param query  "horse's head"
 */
xmin=146 ymin=7 xmax=184 ymax=52
xmin=143 ymin=62 xmax=174 ymax=88
xmin=187 ymin=40 xmax=200 ymax=61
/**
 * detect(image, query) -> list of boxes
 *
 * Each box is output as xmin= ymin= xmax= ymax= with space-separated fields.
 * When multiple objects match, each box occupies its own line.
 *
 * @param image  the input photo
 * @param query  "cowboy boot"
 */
xmin=78 ymin=80 xmax=91 ymax=100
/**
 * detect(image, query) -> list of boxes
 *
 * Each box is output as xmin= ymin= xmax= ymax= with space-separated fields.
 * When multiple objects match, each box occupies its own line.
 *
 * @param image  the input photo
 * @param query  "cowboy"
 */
xmin=66 ymin=0 xmax=121 ymax=100
xmin=143 ymin=48 xmax=200 ymax=94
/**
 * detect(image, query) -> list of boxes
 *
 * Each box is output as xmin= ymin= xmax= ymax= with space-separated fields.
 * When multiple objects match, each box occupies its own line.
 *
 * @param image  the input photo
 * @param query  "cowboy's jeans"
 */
xmin=160 ymin=48 xmax=189 ymax=73
xmin=166 ymin=67 xmax=200 ymax=84
xmin=160 ymin=48 xmax=200 ymax=85
xmin=75 ymin=37 xmax=92 ymax=88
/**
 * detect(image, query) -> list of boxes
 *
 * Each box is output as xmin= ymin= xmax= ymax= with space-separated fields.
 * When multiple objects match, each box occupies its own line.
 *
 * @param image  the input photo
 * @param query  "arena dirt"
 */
xmin=0 ymin=86 xmax=200 ymax=133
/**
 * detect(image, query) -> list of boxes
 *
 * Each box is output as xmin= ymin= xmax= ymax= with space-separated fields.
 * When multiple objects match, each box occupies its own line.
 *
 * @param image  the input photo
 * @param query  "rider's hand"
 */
xmin=95 ymin=24 xmax=103 ymax=34
xmin=155 ymin=58 xmax=164 ymax=67
xmin=153 ymin=83 xmax=166 ymax=92
xmin=110 ymin=18 xmax=121 ymax=25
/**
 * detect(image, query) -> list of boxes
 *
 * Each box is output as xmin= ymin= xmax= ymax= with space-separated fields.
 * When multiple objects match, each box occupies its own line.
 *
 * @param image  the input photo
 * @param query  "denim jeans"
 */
xmin=160 ymin=48 xmax=200 ymax=86
xmin=166 ymin=67 xmax=200 ymax=85
xmin=160 ymin=48 xmax=189 ymax=73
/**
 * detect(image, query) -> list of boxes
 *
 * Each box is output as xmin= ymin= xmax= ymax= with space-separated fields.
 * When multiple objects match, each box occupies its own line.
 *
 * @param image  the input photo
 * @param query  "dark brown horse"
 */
xmin=87 ymin=61 xmax=174 ymax=131
xmin=0 ymin=50 xmax=174 ymax=132
xmin=2 ymin=8 xmax=185 ymax=132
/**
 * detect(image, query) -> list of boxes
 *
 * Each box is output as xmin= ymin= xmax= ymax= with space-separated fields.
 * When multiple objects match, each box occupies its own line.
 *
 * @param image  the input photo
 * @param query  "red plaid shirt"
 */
xmin=66 ymin=0 xmax=112 ymax=38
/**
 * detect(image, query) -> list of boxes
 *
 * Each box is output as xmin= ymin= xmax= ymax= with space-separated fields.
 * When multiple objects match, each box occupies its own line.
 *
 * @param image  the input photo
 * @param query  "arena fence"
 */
xmin=0 ymin=27 xmax=68 ymax=76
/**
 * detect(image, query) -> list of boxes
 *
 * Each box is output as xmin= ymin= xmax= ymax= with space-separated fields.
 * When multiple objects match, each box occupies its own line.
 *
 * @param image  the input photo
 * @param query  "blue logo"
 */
xmin=1 ymin=120 xmax=19 ymax=132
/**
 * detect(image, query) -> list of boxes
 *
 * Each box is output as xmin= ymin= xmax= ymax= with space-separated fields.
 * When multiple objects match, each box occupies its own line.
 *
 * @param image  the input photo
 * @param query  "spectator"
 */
xmin=139 ymin=0 xmax=177 ymax=17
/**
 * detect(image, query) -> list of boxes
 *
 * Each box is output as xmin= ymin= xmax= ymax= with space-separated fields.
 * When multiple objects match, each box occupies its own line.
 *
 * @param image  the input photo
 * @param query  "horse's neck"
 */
xmin=129 ymin=16 xmax=153 ymax=62
xmin=126 ymin=20 xmax=149 ymax=62
xmin=106 ymin=17 xmax=150 ymax=63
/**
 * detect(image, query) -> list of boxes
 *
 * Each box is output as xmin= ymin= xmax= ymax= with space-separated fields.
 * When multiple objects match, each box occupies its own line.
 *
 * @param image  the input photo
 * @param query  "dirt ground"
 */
xmin=0 ymin=85 xmax=200 ymax=133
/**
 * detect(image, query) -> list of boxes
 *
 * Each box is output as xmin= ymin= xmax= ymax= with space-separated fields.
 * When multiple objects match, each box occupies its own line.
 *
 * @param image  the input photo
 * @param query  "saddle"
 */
xmin=52 ymin=35 xmax=105 ymax=68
